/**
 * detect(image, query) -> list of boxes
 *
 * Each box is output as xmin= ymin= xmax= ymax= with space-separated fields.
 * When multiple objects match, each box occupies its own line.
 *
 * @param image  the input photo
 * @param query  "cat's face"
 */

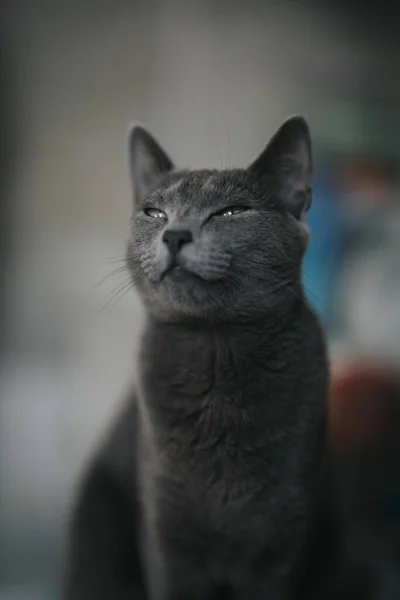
xmin=127 ymin=117 xmax=313 ymax=323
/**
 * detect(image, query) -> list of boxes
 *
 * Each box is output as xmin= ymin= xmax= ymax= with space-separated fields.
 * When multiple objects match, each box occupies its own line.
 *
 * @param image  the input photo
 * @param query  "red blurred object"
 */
xmin=338 ymin=158 xmax=395 ymax=206
xmin=329 ymin=361 xmax=399 ymax=454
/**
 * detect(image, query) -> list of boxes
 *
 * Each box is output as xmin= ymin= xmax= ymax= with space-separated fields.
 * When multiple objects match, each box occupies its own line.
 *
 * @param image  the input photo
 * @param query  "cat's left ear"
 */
xmin=128 ymin=124 xmax=174 ymax=207
xmin=248 ymin=116 xmax=312 ymax=222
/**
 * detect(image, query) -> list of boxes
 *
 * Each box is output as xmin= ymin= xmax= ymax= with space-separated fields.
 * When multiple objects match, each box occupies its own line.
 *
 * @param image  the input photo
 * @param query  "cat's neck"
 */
xmin=138 ymin=296 xmax=321 ymax=466
xmin=139 ymin=294 xmax=307 ymax=405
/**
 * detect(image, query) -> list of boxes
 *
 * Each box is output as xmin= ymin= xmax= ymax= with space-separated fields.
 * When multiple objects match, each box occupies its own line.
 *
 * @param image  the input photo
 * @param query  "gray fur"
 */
xmin=65 ymin=117 xmax=332 ymax=600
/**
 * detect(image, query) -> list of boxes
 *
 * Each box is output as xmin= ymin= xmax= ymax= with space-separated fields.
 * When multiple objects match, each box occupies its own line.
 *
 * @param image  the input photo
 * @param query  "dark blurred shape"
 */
xmin=0 ymin=31 xmax=17 ymax=360
xmin=330 ymin=363 xmax=398 ymax=452
xmin=330 ymin=362 xmax=400 ymax=599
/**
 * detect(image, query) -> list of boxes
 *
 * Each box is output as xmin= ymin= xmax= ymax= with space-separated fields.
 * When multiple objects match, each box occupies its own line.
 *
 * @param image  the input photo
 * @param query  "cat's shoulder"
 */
xmin=79 ymin=390 xmax=139 ymax=495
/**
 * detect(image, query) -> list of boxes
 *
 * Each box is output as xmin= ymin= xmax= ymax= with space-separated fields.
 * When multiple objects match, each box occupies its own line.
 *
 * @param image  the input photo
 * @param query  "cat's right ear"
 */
xmin=127 ymin=124 xmax=174 ymax=207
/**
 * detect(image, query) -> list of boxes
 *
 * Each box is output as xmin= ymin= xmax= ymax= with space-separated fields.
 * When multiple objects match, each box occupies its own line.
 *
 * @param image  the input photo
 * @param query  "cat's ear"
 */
xmin=128 ymin=124 xmax=174 ymax=206
xmin=248 ymin=116 xmax=312 ymax=221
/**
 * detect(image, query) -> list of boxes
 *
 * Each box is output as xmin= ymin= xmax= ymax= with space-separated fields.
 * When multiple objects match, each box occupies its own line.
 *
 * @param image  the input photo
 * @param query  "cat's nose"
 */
xmin=162 ymin=229 xmax=193 ymax=255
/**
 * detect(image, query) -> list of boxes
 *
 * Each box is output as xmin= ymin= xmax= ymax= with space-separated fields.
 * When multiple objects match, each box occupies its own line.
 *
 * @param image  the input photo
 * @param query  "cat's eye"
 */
xmin=214 ymin=206 xmax=249 ymax=217
xmin=144 ymin=207 xmax=167 ymax=219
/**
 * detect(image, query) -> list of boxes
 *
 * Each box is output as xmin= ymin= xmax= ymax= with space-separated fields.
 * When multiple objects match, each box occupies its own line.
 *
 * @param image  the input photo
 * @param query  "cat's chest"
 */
xmin=140 ymin=327 xmax=290 ymax=405
xmin=140 ymin=376 xmax=309 ymax=531
xmin=145 ymin=440 xmax=310 ymax=579
xmin=139 ymin=326 xmax=303 ymax=466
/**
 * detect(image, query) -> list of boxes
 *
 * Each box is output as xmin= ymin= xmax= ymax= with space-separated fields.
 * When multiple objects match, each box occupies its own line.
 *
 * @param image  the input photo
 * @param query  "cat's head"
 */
xmin=127 ymin=116 xmax=312 ymax=323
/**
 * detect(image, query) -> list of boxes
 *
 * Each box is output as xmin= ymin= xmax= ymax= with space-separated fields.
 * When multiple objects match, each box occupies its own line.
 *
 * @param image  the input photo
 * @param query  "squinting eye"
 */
xmin=144 ymin=208 xmax=167 ymax=219
xmin=215 ymin=206 xmax=249 ymax=217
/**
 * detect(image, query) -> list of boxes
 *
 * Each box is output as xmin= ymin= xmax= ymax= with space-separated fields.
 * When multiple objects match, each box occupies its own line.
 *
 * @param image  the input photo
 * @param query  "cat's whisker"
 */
xmin=221 ymin=108 xmax=232 ymax=169
xmin=94 ymin=265 xmax=130 ymax=289
xmin=99 ymin=274 xmax=133 ymax=302
xmin=300 ymin=282 xmax=332 ymax=319
xmin=206 ymin=258 xmax=231 ymax=268
xmin=93 ymin=256 xmax=128 ymax=265
xmin=98 ymin=275 xmax=135 ymax=315
xmin=102 ymin=280 xmax=135 ymax=314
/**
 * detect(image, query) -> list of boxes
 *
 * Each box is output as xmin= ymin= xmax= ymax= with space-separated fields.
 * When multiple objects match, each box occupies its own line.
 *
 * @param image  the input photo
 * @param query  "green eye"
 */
xmin=144 ymin=208 xmax=167 ymax=219
xmin=215 ymin=206 xmax=248 ymax=217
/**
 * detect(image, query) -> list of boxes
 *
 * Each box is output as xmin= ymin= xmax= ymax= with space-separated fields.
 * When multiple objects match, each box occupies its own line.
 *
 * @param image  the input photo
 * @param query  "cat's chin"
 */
xmin=159 ymin=257 xmax=228 ymax=285
xmin=150 ymin=267 xmax=218 ymax=318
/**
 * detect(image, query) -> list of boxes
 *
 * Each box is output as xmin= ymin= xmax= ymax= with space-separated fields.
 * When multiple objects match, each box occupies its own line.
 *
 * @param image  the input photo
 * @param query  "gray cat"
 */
xmin=65 ymin=117 xmax=332 ymax=600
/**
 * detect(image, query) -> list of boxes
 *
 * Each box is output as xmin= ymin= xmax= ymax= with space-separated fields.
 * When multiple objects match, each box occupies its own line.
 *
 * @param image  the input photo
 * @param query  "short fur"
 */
xmin=65 ymin=117 xmax=333 ymax=600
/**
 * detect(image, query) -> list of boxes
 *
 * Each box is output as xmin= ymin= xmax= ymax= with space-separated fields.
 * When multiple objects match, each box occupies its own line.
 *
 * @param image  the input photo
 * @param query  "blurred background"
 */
xmin=1 ymin=0 xmax=400 ymax=598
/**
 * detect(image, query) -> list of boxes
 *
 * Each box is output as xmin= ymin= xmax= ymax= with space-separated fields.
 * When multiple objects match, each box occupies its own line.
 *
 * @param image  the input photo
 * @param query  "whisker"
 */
xmin=99 ymin=274 xmax=132 ymax=303
xmin=301 ymin=269 xmax=333 ymax=317
xmin=302 ymin=269 xmax=325 ymax=289
xmin=94 ymin=265 xmax=129 ymax=289
xmin=87 ymin=256 xmax=128 ymax=265
xmin=221 ymin=107 xmax=232 ymax=169
xmin=105 ymin=281 xmax=135 ymax=313
xmin=98 ymin=276 xmax=135 ymax=315
xmin=102 ymin=257 xmax=128 ymax=264
xmin=301 ymin=283 xmax=333 ymax=320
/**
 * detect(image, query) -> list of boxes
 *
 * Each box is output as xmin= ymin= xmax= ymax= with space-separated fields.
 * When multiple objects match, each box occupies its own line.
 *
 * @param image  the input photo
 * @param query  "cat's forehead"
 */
xmin=157 ymin=169 xmax=251 ymax=207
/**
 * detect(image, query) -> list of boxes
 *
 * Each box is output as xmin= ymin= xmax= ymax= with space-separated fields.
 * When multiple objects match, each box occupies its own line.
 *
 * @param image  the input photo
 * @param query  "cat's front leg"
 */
xmin=162 ymin=575 xmax=218 ymax=600
xmin=144 ymin=540 xmax=217 ymax=600
xmin=232 ymin=543 xmax=302 ymax=600
xmin=146 ymin=560 xmax=216 ymax=600
xmin=232 ymin=578 xmax=292 ymax=600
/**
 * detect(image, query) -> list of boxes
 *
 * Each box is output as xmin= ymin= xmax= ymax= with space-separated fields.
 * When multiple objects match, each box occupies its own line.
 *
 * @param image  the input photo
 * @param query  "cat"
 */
xmin=64 ymin=116 xmax=333 ymax=600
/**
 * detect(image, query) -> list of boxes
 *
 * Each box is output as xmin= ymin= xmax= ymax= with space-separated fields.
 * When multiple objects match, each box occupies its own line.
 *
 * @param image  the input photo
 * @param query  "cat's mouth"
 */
xmin=160 ymin=259 xmax=204 ymax=283
xmin=162 ymin=263 xmax=194 ymax=280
